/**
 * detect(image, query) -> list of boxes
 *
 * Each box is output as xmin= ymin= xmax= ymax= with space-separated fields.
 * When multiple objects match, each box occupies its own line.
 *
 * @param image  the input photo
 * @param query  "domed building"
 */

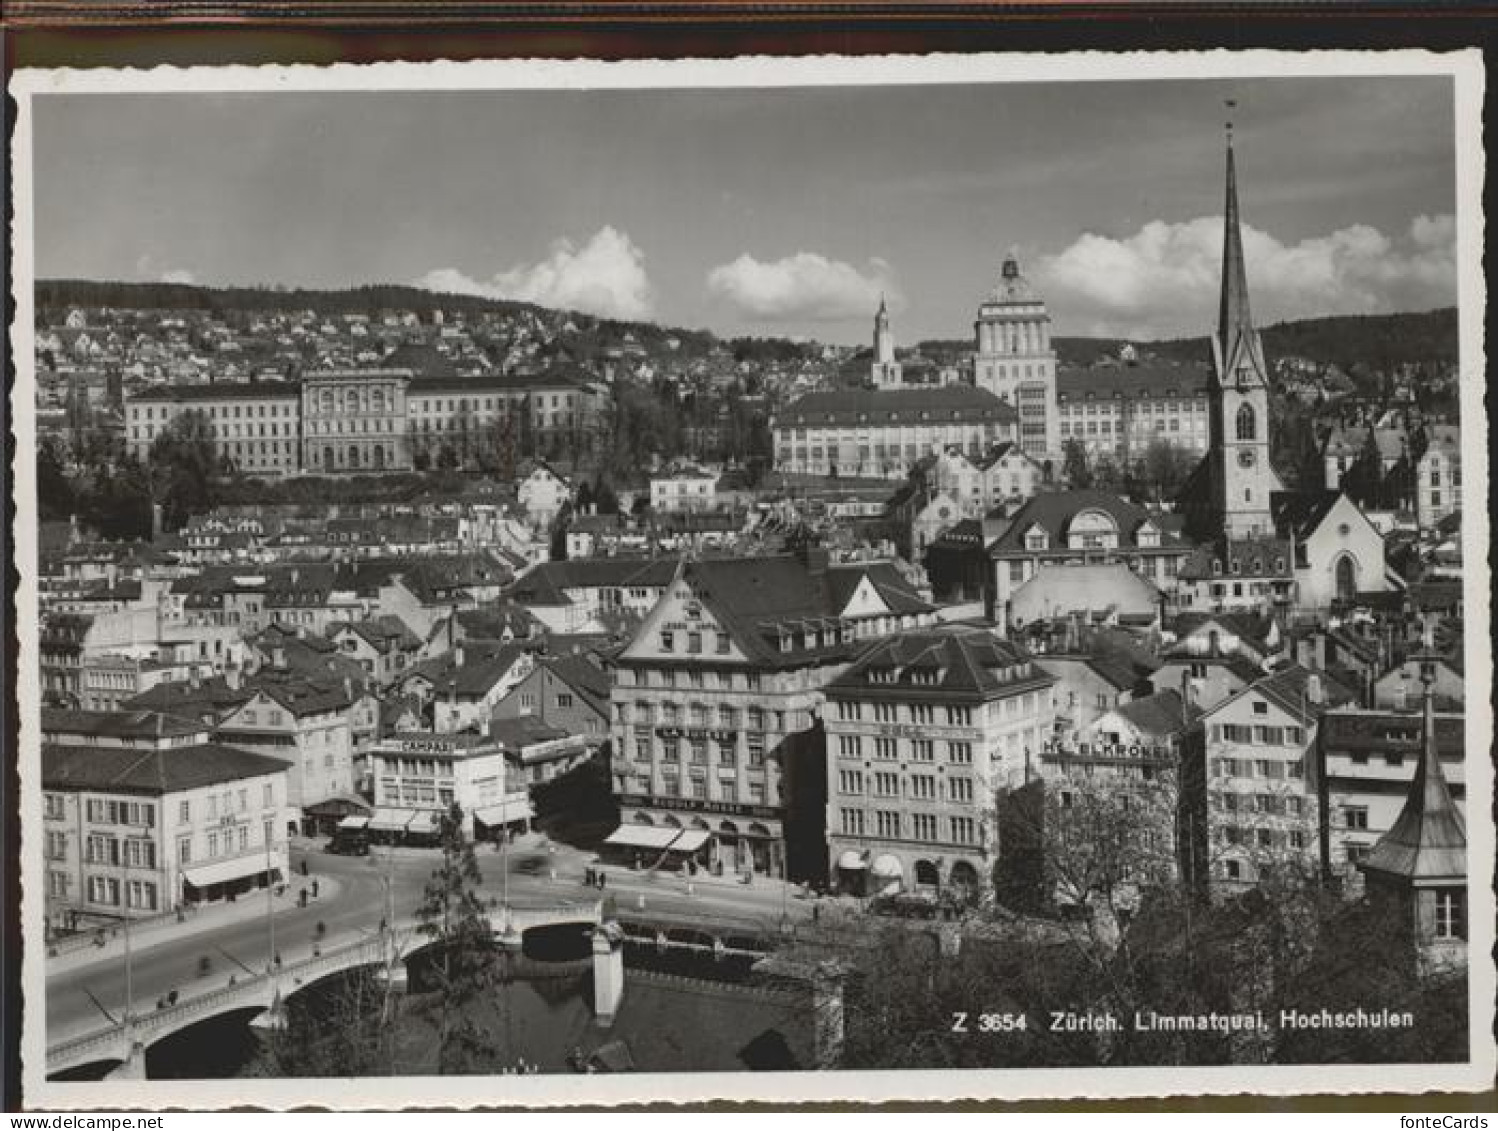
xmin=973 ymin=252 xmax=1059 ymax=469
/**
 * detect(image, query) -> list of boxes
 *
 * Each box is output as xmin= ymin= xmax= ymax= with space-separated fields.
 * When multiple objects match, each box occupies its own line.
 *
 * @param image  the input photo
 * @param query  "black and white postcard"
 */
xmin=9 ymin=50 xmax=1493 ymax=1106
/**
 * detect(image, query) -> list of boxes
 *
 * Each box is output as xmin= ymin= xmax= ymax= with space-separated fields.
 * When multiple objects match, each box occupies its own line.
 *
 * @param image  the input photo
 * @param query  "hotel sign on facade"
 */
xmin=616 ymin=793 xmax=779 ymax=822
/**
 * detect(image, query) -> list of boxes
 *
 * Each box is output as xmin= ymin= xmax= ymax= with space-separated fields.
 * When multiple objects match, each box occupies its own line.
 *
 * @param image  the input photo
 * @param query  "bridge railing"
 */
xmin=48 ymin=935 xmax=386 ymax=1072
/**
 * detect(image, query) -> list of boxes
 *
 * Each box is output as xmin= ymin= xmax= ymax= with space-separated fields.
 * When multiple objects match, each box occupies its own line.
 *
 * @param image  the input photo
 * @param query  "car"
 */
xmin=325 ymin=834 xmax=370 ymax=857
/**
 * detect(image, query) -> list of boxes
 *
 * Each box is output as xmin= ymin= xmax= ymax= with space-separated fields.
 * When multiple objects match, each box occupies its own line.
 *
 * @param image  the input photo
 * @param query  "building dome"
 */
xmin=989 ymin=252 xmax=1037 ymax=303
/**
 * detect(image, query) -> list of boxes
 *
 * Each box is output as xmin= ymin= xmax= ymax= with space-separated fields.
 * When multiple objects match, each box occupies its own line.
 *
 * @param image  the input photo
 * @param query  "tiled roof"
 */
xmin=1113 ymin=689 xmax=1202 ymax=737
xmin=43 ymin=742 xmax=289 ymax=794
xmin=510 ymin=558 xmax=678 ymax=606
xmin=1176 ymin=536 xmax=1294 ymax=581
xmin=1270 ymin=489 xmax=1343 ymax=543
xmin=1056 ymin=363 xmax=1210 ymax=402
xmin=1249 ymin=663 xmax=1359 ymax=726
xmin=402 ymin=640 xmax=529 ymax=698
xmin=129 ymin=381 xmax=300 ymax=402
xmin=827 ymin=626 xmax=1055 ymax=700
xmin=40 ymin=708 xmax=207 ymax=741
xmin=778 ymin=385 xmax=1017 ymax=427
xmin=988 ymin=490 xmax=1180 ymax=556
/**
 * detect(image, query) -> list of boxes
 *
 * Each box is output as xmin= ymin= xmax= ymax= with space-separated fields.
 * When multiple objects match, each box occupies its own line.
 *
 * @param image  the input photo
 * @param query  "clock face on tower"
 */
xmin=1237 ymin=448 xmax=1257 ymax=469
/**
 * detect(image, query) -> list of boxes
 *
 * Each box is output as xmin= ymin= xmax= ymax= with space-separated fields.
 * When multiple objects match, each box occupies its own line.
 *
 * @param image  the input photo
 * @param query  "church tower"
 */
xmin=870 ymin=295 xmax=902 ymax=388
xmin=974 ymin=251 xmax=1058 ymax=464
xmin=1207 ymin=122 xmax=1278 ymax=538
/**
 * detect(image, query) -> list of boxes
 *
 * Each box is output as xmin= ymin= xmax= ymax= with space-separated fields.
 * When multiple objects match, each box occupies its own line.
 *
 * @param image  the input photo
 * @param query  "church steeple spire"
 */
xmin=1216 ymin=108 xmax=1266 ymax=387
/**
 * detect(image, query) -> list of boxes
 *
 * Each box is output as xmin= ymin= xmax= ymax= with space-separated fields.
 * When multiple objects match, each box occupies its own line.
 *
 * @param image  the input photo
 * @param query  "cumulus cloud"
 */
xmin=1035 ymin=214 xmax=1456 ymax=339
xmin=416 ymin=226 xmax=653 ymax=320
xmin=707 ymin=252 xmax=898 ymax=322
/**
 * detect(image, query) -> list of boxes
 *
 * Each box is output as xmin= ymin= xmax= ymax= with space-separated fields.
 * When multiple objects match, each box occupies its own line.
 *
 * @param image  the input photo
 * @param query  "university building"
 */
xmin=125 ymin=362 xmax=606 ymax=476
xmin=822 ymin=626 xmax=1055 ymax=901
xmin=973 ymin=254 xmax=1059 ymax=463
xmin=772 ymin=385 xmax=1018 ymax=480
xmin=1056 ymin=362 xmax=1212 ymax=461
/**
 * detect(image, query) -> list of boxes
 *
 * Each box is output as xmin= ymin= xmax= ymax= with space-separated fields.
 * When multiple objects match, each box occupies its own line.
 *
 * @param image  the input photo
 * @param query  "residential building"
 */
xmin=1200 ymin=664 xmax=1357 ymax=887
xmin=650 ymin=465 xmax=720 ymax=514
xmin=823 ymin=626 xmax=1056 ymax=901
xmin=491 ymin=653 xmax=612 ymax=748
xmin=1415 ymin=425 xmax=1461 ymax=529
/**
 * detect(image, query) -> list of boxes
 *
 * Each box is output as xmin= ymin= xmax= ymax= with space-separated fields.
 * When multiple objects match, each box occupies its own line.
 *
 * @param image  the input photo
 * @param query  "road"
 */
xmin=45 ymin=837 xmax=824 ymax=1046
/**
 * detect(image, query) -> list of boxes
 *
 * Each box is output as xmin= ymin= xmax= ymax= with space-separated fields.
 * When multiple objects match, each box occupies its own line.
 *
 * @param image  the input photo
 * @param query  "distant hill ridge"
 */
xmin=37 ymin=278 xmax=1454 ymax=373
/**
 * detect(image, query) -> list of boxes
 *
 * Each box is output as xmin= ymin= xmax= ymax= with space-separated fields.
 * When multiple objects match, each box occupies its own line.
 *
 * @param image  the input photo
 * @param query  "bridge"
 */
xmin=46 ymin=899 xmax=603 ymax=1080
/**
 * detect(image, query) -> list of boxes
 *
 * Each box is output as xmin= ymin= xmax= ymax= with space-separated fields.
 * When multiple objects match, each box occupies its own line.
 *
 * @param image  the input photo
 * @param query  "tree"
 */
xmin=1139 ymin=439 xmax=1196 ymax=505
xmin=247 ymin=966 xmax=394 ymax=1077
xmin=37 ymin=435 xmax=75 ymax=522
xmin=413 ymin=802 xmax=500 ymax=1074
xmin=1061 ymin=439 xmax=1092 ymax=489
xmin=147 ymin=408 xmax=219 ymax=532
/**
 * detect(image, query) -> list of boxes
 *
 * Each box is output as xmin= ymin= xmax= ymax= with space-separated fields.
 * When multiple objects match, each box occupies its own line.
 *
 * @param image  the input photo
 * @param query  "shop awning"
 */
xmin=836 ymin=850 xmax=868 ymax=870
xmin=182 ymin=857 xmax=267 ymax=889
xmin=337 ymin=816 xmax=370 ymax=831
xmin=603 ymin=825 xmax=685 ymax=851
xmin=368 ymin=807 xmax=420 ymax=833
xmin=668 ymin=829 xmax=711 ymax=854
xmin=473 ymin=798 xmax=536 ymax=827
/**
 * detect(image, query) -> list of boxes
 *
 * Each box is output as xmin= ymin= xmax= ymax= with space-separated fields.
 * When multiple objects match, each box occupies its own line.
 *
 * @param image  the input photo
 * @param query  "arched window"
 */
xmin=1335 ymin=555 xmax=1358 ymax=602
xmin=1236 ymin=403 xmax=1257 ymax=441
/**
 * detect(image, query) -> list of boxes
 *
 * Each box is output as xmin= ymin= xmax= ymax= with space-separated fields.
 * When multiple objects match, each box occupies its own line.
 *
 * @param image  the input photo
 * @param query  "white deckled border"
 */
xmin=9 ymin=48 xmax=1493 ymax=1110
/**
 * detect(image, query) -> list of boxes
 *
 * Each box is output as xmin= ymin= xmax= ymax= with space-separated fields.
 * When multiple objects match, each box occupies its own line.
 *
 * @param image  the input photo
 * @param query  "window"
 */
xmin=911 ymin=704 xmax=935 ymax=726
xmin=1344 ymin=806 xmax=1369 ymax=830
xmin=947 ymin=741 xmax=973 ymax=765
xmin=873 ymin=702 xmax=898 ymax=723
xmin=715 ymin=633 xmax=730 ymax=654
xmin=687 ymin=632 xmax=702 ymax=655
xmin=178 ymin=835 xmax=192 ymax=864
xmin=1222 ymin=724 xmax=1253 ymax=744
xmin=1434 ymin=890 xmax=1466 ymax=940
xmin=875 ymin=811 xmax=901 ymax=838
xmin=838 ymin=735 xmax=862 ymax=757
xmin=1236 ymin=403 xmax=1257 ymax=441
xmin=874 ymin=737 xmax=899 ymax=760
xmin=836 ymin=701 xmax=859 ymax=722
xmin=911 ymin=813 xmax=938 ymax=841
xmin=44 ymin=794 xmax=65 ymax=820
xmin=946 ymin=706 xmax=972 ymax=727
xmin=949 ymin=776 xmax=973 ymax=803
xmin=912 ymin=739 xmax=934 ymax=762
xmin=910 ymin=774 xmax=936 ymax=800
xmin=838 ymin=770 xmax=863 ymax=794
xmin=874 ymin=772 xmax=900 ymax=797
xmin=840 ymin=808 xmax=866 ymax=836
xmin=950 ymin=816 xmax=976 ymax=845
xmin=659 ymin=630 xmax=674 ymax=652
xmin=1254 ymin=726 xmax=1284 ymax=746
xmin=45 ymin=831 xmax=67 ymax=860
xmin=748 ymin=734 xmax=765 ymax=766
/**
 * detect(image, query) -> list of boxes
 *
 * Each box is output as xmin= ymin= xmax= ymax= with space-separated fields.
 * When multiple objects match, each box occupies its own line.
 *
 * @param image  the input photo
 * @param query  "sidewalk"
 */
xmin=45 ymin=871 xmax=346 ymax=978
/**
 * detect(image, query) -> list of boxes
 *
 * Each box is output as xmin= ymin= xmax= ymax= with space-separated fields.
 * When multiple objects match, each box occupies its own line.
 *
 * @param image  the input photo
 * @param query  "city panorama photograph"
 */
xmin=10 ymin=53 xmax=1493 ymax=1106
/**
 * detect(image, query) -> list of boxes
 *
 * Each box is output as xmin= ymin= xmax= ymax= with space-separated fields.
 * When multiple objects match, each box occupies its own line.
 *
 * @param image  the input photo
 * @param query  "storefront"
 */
xmin=181 ymin=856 xmax=281 ymax=906
xmin=615 ymin=793 xmax=784 ymax=877
xmin=599 ymin=822 xmax=711 ymax=872
xmin=473 ymin=796 xmax=536 ymax=842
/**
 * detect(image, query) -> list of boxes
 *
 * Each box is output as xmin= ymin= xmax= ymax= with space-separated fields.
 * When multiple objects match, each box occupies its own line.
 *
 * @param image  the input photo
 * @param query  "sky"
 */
xmin=30 ymin=75 xmax=1458 ymax=344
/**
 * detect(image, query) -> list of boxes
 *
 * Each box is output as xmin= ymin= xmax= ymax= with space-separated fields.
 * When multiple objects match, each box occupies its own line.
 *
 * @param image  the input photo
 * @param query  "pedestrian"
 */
xmin=311 ymin=879 xmax=320 ymax=898
xmin=813 ymin=903 xmax=820 ymax=924
xmin=598 ymin=871 xmax=607 ymax=890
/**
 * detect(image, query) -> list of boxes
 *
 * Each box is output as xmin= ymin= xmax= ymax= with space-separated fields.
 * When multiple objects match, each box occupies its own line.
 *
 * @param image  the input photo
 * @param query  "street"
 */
xmin=44 ymin=835 xmax=823 ymax=1048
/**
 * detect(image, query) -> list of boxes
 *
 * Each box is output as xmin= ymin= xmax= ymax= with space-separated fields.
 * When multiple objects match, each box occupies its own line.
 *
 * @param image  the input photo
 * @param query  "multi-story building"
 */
xmin=1056 ymin=363 xmax=1211 ymax=463
xmin=985 ymin=490 xmax=1196 ymax=633
xmin=126 ymin=381 xmax=302 ymax=476
xmin=1416 ymin=425 xmax=1461 ymax=529
xmin=608 ymin=549 xmax=935 ymax=879
xmin=973 ymin=253 xmax=1058 ymax=464
xmin=772 ymin=386 xmax=1018 ymax=480
xmin=42 ymin=740 xmax=291 ymax=932
xmin=365 ymin=728 xmax=532 ymax=842
xmin=123 ymin=363 xmax=608 ymax=478
xmin=822 ymin=626 xmax=1055 ymax=902
xmin=650 ymin=465 xmax=720 ymax=514
xmin=1315 ymin=705 xmax=1466 ymax=887
xmin=301 ymin=368 xmax=411 ymax=473
xmin=1200 ymin=664 xmax=1357 ymax=888
xmin=212 ymin=669 xmax=356 ymax=829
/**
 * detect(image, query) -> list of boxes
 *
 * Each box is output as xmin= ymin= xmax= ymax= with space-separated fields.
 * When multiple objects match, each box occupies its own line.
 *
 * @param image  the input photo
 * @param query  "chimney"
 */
xmin=480 ymin=715 xmax=491 ymax=739
xmin=454 ymin=643 xmax=466 ymax=669
xmin=1306 ymin=672 xmax=1323 ymax=707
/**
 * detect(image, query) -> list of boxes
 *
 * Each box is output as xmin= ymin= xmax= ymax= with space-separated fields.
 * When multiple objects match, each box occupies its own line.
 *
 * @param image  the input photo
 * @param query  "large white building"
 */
xmin=1056 ymin=363 xmax=1212 ymax=463
xmin=772 ymin=385 xmax=1018 ymax=480
xmin=973 ymin=254 xmax=1059 ymax=465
